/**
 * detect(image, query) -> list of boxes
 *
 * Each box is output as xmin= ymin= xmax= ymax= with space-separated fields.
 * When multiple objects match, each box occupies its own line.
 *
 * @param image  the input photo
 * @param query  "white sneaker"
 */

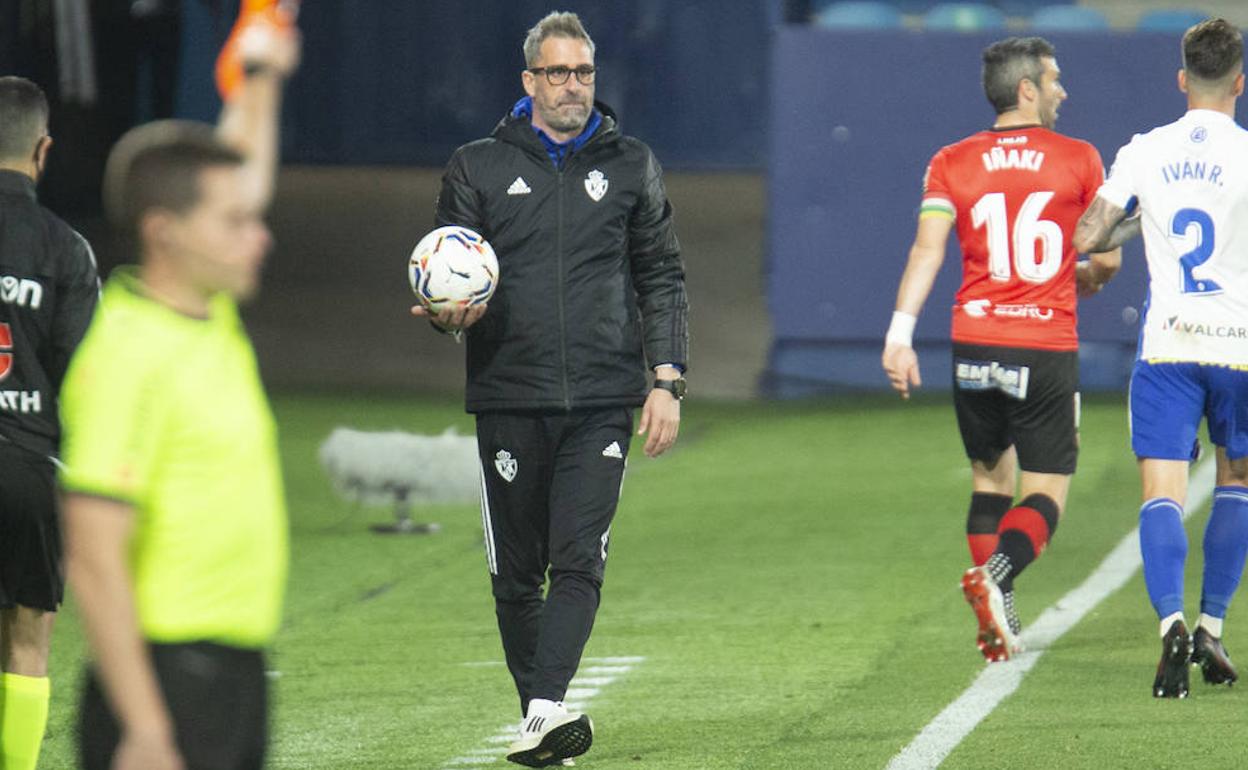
xmin=506 ymin=699 xmax=593 ymax=767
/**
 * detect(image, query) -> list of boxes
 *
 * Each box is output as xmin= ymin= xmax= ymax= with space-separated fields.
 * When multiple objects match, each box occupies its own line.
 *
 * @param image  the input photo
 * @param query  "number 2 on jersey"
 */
xmin=1171 ymin=208 xmax=1222 ymax=295
xmin=971 ymin=191 xmax=1062 ymax=283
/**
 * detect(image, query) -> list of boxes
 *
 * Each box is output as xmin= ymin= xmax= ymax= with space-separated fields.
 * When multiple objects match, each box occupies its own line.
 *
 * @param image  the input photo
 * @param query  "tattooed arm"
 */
xmin=1073 ymin=196 xmax=1135 ymax=296
xmin=1075 ymin=196 xmax=1141 ymax=253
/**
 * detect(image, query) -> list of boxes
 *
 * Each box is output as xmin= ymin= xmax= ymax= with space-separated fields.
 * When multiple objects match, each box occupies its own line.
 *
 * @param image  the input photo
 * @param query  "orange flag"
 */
xmin=214 ymin=0 xmax=300 ymax=101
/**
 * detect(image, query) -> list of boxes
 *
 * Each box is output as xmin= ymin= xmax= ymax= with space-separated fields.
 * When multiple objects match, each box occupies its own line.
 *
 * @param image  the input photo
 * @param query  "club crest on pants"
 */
xmin=494 ymin=449 xmax=517 ymax=482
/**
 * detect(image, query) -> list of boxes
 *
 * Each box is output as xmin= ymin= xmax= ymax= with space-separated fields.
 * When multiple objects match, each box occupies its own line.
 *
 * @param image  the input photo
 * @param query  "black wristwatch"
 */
xmin=652 ymin=377 xmax=687 ymax=400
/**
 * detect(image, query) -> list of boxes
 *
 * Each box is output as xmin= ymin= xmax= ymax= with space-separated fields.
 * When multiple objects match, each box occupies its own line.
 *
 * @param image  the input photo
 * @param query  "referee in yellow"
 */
xmin=57 ymin=20 xmax=299 ymax=770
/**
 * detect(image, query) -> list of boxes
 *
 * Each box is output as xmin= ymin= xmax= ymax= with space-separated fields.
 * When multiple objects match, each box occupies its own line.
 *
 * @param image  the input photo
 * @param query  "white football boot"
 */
xmin=506 ymin=699 xmax=593 ymax=767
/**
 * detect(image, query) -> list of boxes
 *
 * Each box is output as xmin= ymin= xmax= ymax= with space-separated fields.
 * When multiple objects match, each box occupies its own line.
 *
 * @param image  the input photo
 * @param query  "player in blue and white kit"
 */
xmin=1075 ymin=17 xmax=1248 ymax=699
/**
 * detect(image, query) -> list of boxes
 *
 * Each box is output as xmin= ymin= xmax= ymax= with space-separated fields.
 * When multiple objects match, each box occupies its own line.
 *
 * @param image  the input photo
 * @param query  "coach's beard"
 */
xmin=546 ymin=100 xmax=590 ymax=133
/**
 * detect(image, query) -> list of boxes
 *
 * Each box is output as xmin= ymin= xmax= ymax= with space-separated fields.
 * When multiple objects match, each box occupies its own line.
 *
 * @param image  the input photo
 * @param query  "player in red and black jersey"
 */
xmin=881 ymin=38 xmax=1121 ymax=662
xmin=0 ymin=75 xmax=99 ymax=770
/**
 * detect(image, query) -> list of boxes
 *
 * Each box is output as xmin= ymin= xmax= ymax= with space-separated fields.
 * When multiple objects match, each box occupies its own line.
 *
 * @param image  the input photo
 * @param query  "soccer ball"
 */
xmin=408 ymin=226 xmax=499 ymax=314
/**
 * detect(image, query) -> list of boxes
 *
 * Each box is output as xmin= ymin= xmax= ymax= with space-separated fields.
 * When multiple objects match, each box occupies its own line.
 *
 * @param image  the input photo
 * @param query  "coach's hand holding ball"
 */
xmin=408 ymin=225 xmax=497 ymax=334
xmin=410 ymin=301 xmax=487 ymax=333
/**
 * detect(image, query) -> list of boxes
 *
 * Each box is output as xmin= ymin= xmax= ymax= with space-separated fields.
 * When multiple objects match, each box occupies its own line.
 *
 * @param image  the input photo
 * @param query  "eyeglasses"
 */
xmin=527 ymin=65 xmax=596 ymax=86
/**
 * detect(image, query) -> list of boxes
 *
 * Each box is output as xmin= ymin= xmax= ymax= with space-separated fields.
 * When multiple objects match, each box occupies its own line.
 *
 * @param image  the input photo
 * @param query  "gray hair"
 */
xmin=523 ymin=11 xmax=596 ymax=67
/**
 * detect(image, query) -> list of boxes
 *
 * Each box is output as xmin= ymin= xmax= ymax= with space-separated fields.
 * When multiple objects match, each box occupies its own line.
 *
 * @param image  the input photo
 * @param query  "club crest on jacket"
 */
xmin=584 ymin=169 xmax=608 ymax=202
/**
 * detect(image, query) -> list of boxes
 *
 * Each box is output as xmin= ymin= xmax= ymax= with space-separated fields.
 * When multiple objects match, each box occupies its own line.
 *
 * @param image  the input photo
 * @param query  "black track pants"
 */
xmin=476 ymin=408 xmax=632 ymax=712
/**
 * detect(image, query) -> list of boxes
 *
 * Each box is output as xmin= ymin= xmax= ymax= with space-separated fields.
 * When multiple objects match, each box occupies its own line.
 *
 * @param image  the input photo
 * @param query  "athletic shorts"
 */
xmin=79 ymin=642 xmax=268 ymax=770
xmin=0 ymin=440 xmax=62 ymax=611
xmin=951 ymin=343 xmax=1079 ymax=475
xmin=1129 ymin=360 xmax=1248 ymax=461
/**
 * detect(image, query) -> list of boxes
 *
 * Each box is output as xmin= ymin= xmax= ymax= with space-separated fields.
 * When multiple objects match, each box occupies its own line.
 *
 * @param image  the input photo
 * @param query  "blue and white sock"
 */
xmin=1200 ymin=486 xmax=1248 ymax=621
xmin=1139 ymin=497 xmax=1187 ymax=619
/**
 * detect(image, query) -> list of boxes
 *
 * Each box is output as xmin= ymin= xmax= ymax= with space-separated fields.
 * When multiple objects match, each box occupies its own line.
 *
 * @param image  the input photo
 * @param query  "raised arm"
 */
xmin=215 ymin=19 xmax=301 ymax=210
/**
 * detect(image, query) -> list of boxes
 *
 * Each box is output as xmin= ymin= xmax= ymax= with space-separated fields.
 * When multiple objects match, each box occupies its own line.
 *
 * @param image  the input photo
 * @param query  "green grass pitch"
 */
xmin=39 ymin=392 xmax=1245 ymax=768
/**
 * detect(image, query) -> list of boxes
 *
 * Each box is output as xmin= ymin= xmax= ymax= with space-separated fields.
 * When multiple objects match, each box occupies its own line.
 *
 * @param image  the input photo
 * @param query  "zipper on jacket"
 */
xmin=556 ymin=169 xmax=571 ymax=411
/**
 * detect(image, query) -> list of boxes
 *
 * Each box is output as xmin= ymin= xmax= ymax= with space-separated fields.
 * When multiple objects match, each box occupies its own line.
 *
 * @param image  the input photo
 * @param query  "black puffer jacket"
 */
xmin=435 ymin=102 xmax=688 ymax=413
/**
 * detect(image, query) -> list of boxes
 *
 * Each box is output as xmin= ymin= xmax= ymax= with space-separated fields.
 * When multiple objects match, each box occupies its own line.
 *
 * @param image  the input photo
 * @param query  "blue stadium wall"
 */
xmin=172 ymin=7 xmax=1239 ymax=396
xmin=766 ymin=27 xmax=1242 ymax=396
xmin=175 ymin=0 xmax=771 ymax=169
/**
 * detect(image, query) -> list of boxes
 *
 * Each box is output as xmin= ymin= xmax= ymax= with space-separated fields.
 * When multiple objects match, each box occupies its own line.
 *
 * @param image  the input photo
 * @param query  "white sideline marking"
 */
xmin=580 ymin=665 xmax=630 ymax=674
xmin=440 ymin=656 xmax=645 ymax=769
xmin=887 ymin=459 xmax=1216 ymax=770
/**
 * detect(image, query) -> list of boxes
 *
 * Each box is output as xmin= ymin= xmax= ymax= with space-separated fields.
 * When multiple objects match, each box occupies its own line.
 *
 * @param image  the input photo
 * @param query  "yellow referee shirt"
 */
xmin=59 ymin=269 xmax=287 ymax=648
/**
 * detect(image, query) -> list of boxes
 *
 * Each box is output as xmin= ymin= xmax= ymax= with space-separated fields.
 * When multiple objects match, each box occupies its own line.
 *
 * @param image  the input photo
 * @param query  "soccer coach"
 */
xmin=413 ymin=11 xmax=688 ymax=766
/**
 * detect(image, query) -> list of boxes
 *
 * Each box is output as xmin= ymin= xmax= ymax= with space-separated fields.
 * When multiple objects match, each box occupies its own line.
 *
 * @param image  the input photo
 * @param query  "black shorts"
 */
xmin=0 ymin=439 xmax=62 ymax=611
xmin=951 ymin=342 xmax=1079 ymax=475
xmin=79 ymin=642 xmax=268 ymax=770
